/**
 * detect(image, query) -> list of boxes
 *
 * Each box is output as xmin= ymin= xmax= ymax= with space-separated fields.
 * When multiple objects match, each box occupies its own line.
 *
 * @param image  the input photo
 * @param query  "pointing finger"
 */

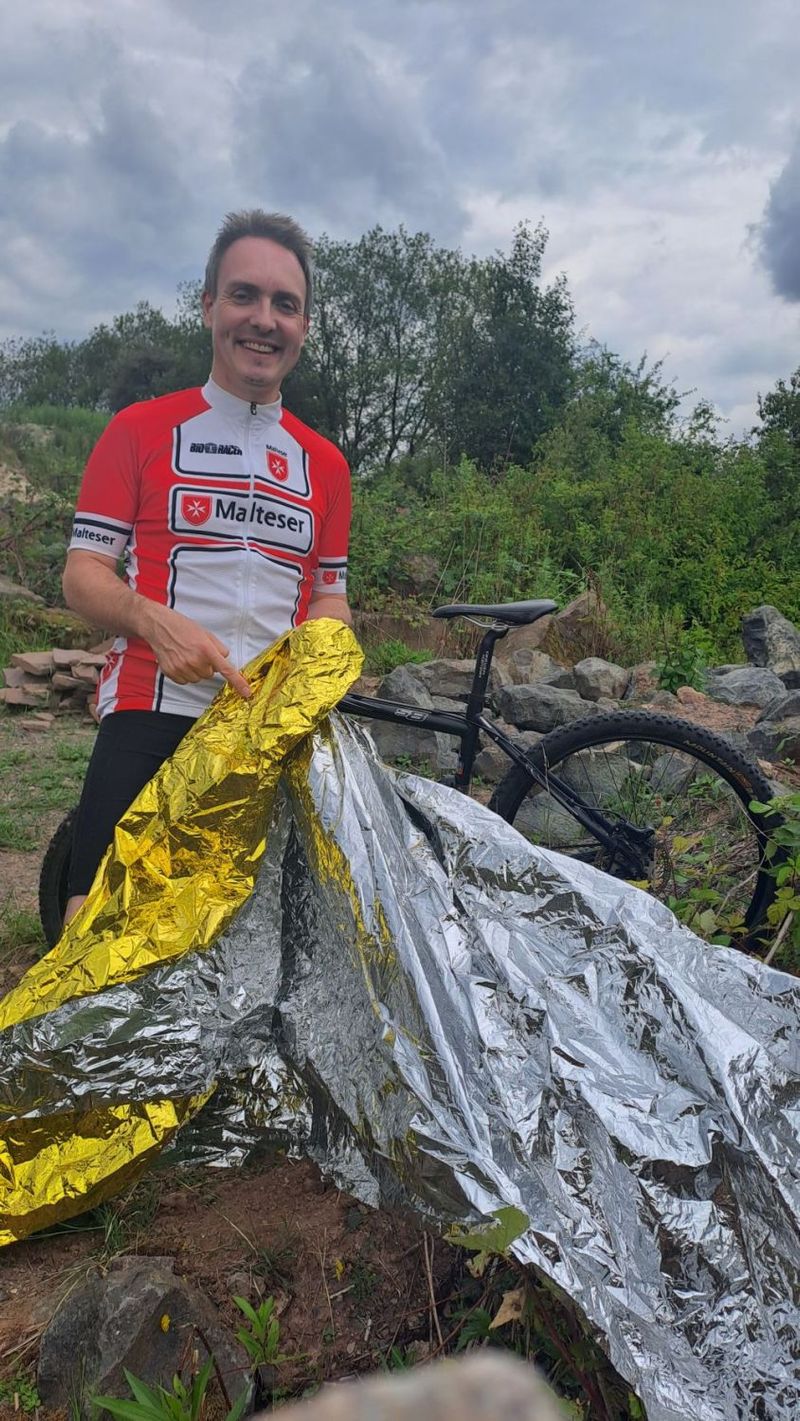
xmin=208 ymin=648 xmax=252 ymax=699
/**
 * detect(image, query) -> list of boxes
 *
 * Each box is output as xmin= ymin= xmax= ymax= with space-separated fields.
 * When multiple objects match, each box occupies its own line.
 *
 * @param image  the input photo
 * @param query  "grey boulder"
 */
xmin=705 ymin=667 xmax=786 ymax=708
xmin=741 ymin=606 xmax=800 ymax=678
xmin=494 ymin=683 xmax=599 ymax=733
xmin=573 ymin=657 xmax=629 ymax=703
xmin=748 ymin=717 xmax=800 ymax=765
xmin=37 ymin=1256 xmax=252 ymax=1419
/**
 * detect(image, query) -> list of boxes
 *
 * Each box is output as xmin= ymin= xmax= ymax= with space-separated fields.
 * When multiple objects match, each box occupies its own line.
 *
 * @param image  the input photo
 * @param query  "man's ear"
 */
xmin=201 ymin=290 xmax=214 ymax=329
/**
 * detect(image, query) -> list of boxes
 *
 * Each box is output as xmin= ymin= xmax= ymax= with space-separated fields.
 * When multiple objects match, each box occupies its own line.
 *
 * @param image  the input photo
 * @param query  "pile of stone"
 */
xmin=0 ymin=644 xmax=110 ymax=720
xmin=362 ymin=603 xmax=800 ymax=778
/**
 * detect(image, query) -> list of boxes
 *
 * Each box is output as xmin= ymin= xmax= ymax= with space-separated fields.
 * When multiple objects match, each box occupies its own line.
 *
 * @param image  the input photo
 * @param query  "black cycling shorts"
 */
xmin=67 ymin=710 xmax=195 ymax=896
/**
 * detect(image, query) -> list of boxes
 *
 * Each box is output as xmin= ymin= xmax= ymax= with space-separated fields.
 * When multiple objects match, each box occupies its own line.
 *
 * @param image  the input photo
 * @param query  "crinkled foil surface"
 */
xmin=2 ymin=634 xmax=799 ymax=1419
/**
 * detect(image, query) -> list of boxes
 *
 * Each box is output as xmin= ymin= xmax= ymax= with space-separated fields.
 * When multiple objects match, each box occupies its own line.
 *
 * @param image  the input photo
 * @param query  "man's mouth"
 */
xmin=239 ymin=339 xmax=281 ymax=355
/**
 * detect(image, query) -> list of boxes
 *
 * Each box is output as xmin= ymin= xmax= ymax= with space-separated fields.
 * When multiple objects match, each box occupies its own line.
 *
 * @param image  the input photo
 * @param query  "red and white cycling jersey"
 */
xmin=69 ymin=379 xmax=351 ymax=718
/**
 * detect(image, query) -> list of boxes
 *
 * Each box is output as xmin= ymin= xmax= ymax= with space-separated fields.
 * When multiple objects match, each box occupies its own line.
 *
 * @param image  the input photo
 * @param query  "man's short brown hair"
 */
xmin=204 ymin=210 xmax=314 ymax=314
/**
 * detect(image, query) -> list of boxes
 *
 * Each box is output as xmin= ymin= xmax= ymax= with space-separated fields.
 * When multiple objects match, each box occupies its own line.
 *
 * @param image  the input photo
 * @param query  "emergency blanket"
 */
xmin=1 ymin=623 xmax=799 ymax=1420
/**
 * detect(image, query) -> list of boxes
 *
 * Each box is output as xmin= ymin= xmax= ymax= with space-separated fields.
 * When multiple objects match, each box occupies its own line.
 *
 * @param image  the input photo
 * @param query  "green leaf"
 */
xmin=93 ymin=1399 xmax=165 ymax=1421
xmin=226 ymin=1388 xmax=252 ymax=1421
xmin=232 ymin=1295 xmax=261 ymax=1328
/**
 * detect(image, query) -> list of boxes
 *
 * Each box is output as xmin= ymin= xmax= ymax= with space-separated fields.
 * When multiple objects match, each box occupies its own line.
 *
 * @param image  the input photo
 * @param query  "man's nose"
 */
xmin=251 ymin=297 xmax=278 ymax=328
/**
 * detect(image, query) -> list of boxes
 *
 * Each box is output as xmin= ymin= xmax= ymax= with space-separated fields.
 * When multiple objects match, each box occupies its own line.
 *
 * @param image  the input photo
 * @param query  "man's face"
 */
xmin=202 ymin=236 xmax=309 ymax=403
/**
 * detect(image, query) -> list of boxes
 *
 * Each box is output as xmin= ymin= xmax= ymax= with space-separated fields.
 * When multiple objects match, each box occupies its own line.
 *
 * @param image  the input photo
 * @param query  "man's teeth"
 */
xmin=242 ymin=341 xmax=278 ymax=353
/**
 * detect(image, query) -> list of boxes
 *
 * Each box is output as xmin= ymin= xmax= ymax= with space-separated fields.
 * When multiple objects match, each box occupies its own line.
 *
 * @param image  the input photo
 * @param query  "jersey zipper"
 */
xmin=236 ymin=404 xmax=259 ymax=666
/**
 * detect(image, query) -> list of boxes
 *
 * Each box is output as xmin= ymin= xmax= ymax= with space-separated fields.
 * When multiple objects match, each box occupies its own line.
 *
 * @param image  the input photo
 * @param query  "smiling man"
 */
xmin=61 ymin=210 xmax=352 ymax=925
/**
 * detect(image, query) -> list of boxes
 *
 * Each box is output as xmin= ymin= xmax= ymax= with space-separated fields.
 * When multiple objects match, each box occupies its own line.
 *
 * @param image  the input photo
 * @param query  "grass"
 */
xmin=0 ymin=728 xmax=92 ymax=850
xmin=0 ymin=903 xmax=46 ymax=961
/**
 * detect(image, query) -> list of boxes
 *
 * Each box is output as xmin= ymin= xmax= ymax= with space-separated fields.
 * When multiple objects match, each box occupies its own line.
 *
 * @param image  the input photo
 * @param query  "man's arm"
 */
xmin=63 ymin=550 xmax=251 ymax=697
xmin=305 ymin=593 xmax=353 ymax=627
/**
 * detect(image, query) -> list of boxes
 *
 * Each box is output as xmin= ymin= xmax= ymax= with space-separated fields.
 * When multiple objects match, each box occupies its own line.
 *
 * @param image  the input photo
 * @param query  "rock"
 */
xmin=0 ymin=572 xmax=44 ymax=604
xmin=53 ymin=647 xmax=92 ymax=669
xmin=573 ymin=657 xmax=629 ymax=702
xmin=645 ymin=690 xmax=682 ymax=712
xmin=413 ymin=658 xmax=508 ymax=705
xmin=624 ymin=662 xmax=660 ymax=701
xmin=9 ymin=650 xmax=54 ymax=676
xmin=37 ymin=1256 xmax=253 ymax=1419
xmin=781 ymin=669 xmax=800 ymax=691
xmin=376 ymin=664 xmax=433 ymax=708
xmin=20 ymin=714 xmax=55 ymax=731
xmin=473 ymin=727 xmax=542 ymax=783
xmin=758 ymin=691 xmax=800 ymax=724
xmin=364 ymin=719 xmax=458 ymax=776
xmin=543 ymin=666 xmax=578 ymax=692
xmin=395 ymin=552 xmax=441 ymax=595
xmin=748 ymin=717 xmax=800 ymax=764
xmin=494 ymin=683 xmax=599 ymax=733
xmin=706 ymin=667 xmax=785 ymax=709
xmin=0 ymin=686 xmax=51 ymax=708
xmin=543 ymin=589 xmax=610 ymax=661
xmin=271 ymin=1352 xmax=564 ymax=1420
xmin=73 ymin=662 xmax=101 ymax=685
xmin=2 ymin=667 xmax=27 ymax=687
xmin=494 ymin=612 xmax=554 ymax=662
xmin=431 ymin=696 xmax=464 ymax=714
xmin=741 ymin=606 xmax=800 ymax=678
xmin=503 ymin=649 xmax=563 ymax=686
xmin=52 ymin=672 xmax=85 ymax=691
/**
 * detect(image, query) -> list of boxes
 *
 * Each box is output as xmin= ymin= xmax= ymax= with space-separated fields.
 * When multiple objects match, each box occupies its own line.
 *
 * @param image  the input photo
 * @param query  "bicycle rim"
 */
xmin=491 ymin=712 xmax=779 ymax=944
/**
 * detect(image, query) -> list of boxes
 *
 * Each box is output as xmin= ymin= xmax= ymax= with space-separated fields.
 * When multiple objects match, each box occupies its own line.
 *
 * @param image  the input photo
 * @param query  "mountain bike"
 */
xmin=38 ymin=597 xmax=782 ymax=950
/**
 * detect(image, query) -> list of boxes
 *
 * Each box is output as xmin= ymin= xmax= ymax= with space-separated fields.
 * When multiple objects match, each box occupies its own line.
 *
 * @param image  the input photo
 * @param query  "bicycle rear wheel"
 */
xmin=39 ymin=808 xmax=75 ymax=949
xmin=489 ymin=710 xmax=781 ymax=944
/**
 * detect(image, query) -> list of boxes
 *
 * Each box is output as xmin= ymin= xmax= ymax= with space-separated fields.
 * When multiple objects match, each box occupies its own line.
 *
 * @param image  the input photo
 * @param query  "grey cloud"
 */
xmin=760 ymin=136 xmax=800 ymax=301
xmin=0 ymin=81 xmax=206 ymax=335
xmin=232 ymin=37 xmax=467 ymax=241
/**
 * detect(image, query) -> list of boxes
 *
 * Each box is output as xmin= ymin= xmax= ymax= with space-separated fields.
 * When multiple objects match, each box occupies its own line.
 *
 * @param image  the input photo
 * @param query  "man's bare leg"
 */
xmin=63 ymin=894 xmax=87 ymax=927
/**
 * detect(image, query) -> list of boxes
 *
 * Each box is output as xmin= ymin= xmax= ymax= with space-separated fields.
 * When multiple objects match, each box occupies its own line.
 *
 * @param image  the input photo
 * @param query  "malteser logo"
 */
xmin=181 ymin=493 xmax=212 ymax=525
xmin=322 ymin=570 xmax=338 ymax=584
xmin=267 ymin=450 xmax=289 ymax=482
xmin=171 ymin=485 xmax=313 ymax=553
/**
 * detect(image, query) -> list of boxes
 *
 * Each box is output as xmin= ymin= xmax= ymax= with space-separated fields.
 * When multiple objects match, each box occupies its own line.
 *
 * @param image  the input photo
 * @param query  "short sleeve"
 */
xmin=68 ymin=412 xmax=141 ymax=559
xmin=313 ymin=454 xmax=351 ymax=596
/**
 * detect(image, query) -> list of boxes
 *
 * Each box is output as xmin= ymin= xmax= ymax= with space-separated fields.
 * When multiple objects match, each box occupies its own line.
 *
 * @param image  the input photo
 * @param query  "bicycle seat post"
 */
xmin=465 ymin=623 xmax=509 ymax=724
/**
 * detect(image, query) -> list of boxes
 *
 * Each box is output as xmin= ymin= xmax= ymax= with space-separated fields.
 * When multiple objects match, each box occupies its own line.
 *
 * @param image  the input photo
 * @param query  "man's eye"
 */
xmin=231 ymin=289 xmax=253 ymax=301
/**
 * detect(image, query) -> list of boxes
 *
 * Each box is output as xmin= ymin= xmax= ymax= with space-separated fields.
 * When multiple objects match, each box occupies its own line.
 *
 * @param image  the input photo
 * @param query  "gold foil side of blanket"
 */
xmin=0 ymin=1093 xmax=209 ymax=1246
xmin=0 ymin=620 xmax=363 ymax=1032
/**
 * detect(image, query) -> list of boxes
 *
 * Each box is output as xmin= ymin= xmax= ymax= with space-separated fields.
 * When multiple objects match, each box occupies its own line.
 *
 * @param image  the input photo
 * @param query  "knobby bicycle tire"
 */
xmin=489 ymin=709 xmax=782 ymax=944
xmin=38 ymin=808 xmax=75 ymax=949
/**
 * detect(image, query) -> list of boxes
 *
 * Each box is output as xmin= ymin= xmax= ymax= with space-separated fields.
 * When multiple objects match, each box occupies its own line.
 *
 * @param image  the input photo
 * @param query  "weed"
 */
xmin=91 ymin=1177 xmax=163 ymax=1259
xmin=383 ymin=1344 xmax=415 ymax=1370
xmin=232 ymin=1295 xmax=293 ymax=1368
xmin=0 ymin=902 xmax=46 ymax=960
xmin=655 ymin=623 xmax=713 ymax=694
xmin=751 ymin=790 xmax=800 ymax=968
xmin=0 ymin=1371 xmax=41 ymax=1413
xmin=95 ymin=1354 xmax=249 ymax=1421
xmin=348 ymin=1260 xmax=378 ymax=1304
xmin=364 ymin=639 xmax=434 ymax=677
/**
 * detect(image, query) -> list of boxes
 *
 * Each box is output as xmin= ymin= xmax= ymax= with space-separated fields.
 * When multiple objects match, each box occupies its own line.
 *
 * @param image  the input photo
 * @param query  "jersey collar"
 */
xmin=202 ymin=377 xmax=283 ymax=426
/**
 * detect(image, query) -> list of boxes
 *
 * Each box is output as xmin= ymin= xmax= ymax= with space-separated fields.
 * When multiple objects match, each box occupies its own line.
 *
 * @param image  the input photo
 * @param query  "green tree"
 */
xmin=436 ymin=223 xmax=575 ymax=470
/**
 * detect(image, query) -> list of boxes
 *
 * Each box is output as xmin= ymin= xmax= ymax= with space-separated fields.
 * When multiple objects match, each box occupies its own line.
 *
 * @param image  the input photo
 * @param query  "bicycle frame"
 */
xmin=339 ymin=623 xmax=653 ymax=872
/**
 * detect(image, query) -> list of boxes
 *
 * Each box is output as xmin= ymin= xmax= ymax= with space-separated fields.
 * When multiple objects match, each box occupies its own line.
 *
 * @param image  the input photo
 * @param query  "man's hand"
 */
xmin=144 ymin=604 xmax=252 ymax=698
xmin=62 ymin=550 xmax=251 ymax=699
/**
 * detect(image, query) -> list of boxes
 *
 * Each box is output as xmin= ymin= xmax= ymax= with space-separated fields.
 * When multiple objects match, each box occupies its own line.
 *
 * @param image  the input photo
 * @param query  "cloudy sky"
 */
xmin=2 ymin=0 xmax=799 ymax=432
